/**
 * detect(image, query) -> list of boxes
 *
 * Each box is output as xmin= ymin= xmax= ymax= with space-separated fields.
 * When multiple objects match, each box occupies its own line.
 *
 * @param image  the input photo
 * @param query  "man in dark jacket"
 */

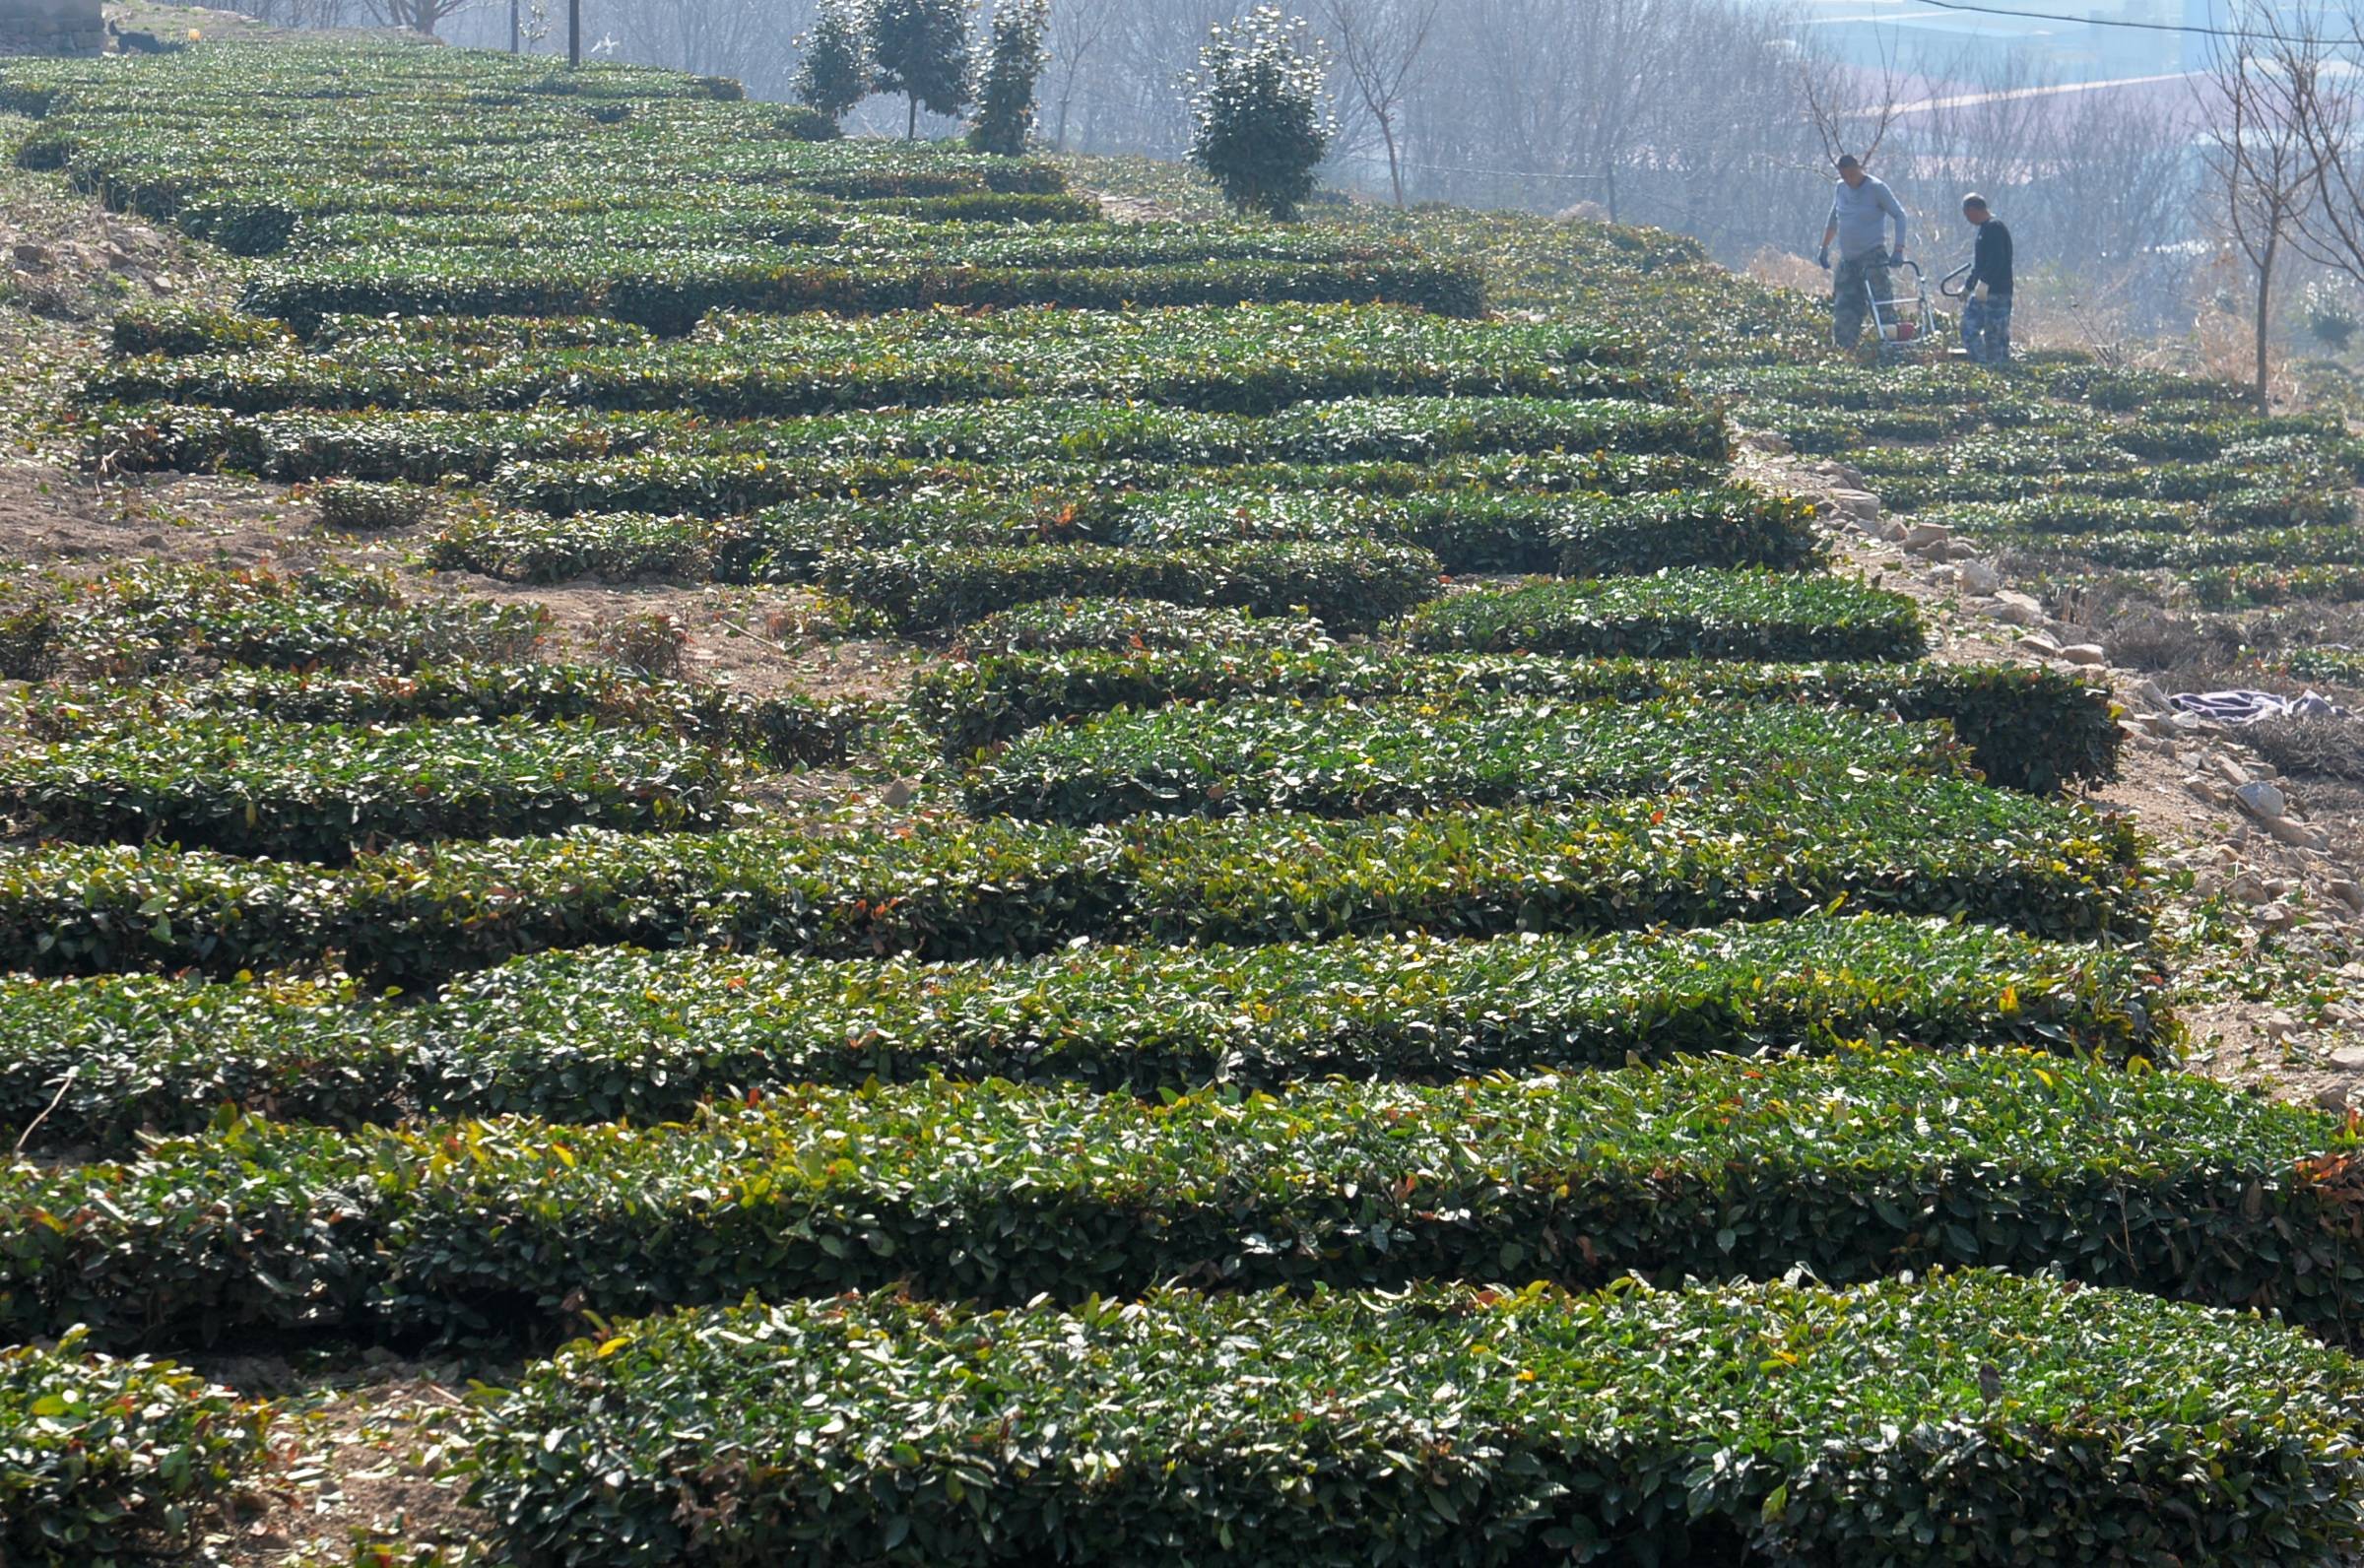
xmin=1958 ymin=193 xmax=2013 ymax=365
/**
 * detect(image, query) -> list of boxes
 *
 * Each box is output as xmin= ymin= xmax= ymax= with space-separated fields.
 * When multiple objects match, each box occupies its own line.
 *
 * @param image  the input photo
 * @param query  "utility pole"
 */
xmin=567 ymin=0 xmax=579 ymax=65
xmin=509 ymin=0 xmax=518 ymax=52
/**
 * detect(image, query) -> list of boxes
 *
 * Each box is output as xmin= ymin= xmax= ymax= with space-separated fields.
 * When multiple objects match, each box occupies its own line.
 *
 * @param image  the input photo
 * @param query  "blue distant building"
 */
xmin=2180 ymin=0 xmax=2329 ymax=70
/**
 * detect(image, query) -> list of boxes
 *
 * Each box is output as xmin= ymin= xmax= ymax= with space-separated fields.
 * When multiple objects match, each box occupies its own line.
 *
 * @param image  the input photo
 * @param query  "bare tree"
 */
xmin=2258 ymin=8 xmax=2364 ymax=335
xmin=1042 ymin=0 xmax=1123 ymax=149
xmin=2200 ymin=8 xmax=2325 ymax=408
xmin=1793 ymin=29 xmax=1906 ymax=174
xmin=1318 ymin=0 xmax=1440 ymax=207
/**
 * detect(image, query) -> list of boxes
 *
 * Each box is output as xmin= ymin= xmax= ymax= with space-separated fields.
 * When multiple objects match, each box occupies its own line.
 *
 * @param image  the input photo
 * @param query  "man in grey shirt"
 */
xmin=1817 ymin=154 xmax=1910 ymax=350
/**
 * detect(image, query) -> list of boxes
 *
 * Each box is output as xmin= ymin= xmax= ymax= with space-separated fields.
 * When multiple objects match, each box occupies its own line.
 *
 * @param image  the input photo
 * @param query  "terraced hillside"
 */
xmin=4 ymin=31 xmax=2364 ymax=1566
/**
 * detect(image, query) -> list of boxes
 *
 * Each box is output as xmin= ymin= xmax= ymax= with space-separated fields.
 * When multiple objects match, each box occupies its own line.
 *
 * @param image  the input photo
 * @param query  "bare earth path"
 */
xmin=1743 ymin=439 xmax=2364 ymax=1109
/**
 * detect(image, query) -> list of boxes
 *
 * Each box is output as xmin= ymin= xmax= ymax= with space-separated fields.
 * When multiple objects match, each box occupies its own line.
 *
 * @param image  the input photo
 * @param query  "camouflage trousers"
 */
xmin=1831 ymin=249 xmax=1893 ymax=349
xmin=1962 ymin=293 xmax=2013 ymax=364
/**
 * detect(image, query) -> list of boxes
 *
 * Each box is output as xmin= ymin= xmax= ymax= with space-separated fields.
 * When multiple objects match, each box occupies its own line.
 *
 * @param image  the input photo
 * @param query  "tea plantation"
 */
xmin=6 ymin=33 xmax=2364 ymax=1567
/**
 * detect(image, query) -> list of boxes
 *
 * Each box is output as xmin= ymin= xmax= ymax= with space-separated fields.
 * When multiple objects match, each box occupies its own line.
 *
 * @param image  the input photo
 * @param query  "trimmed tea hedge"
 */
xmin=0 ymin=970 xmax=400 ymax=1148
xmin=1871 ymin=460 xmax=2351 ymax=517
xmin=457 ymin=1274 xmax=2364 ymax=1568
xmin=2194 ymin=562 xmax=2364 ymax=609
xmin=0 ymin=714 xmax=732 ymax=862
xmin=948 ymin=597 xmax=1331 ymax=656
xmin=821 ymin=540 xmax=1444 ymax=633
xmin=1985 ymin=523 xmax=2364 ymax=571
xmin=0 ymin=914 xmax=2162 ymax=1146
xmin=426 ymin=509 xmax=727 ymax=584
xmin=241 ymin=254 xmax=1489 ymax=335
xmin=25 ymin=665 xmax=870 ymax=768
xmin=1919 ymin=495 xmax=2206 ymax=539
xmin=2 ymin=1331 xmax=272 ymax=1567
xmin=909 ymin=649 xmax=2119 ymax=793
xmin=428 ymin=482 xmax=1821 ymax=586
xmin=89 ymin=304 xmax=1667 ymax=418
xmin=91 ymin=400 xmax=1718 ymax=498
xmin=0 ymin=781 xmax=2143 ymax=981
xmin=1403 ymin=570 xmax=1929 ymax=662
xmin=1703 ymin=360 xmax=2250 ymax=413
xmin=1110 ymin=482 xmax=1822 ymax=577
xmin=310 ymin=478 xmax=429 ymax=531
xmin=963 ymin=695 xmax=1968 ymax=822
xmin=282 ymin=197 xmax=1102 ymax=255
xmin=0 ymin=561 xmax=548 ymax=680
xmin=109 ymin=301 xmax=294 ymax=358
xmin=6 ymin=1051 xmax=2362 ymax=1345
xmin=307 ymin=311 xmax=660 ymax=352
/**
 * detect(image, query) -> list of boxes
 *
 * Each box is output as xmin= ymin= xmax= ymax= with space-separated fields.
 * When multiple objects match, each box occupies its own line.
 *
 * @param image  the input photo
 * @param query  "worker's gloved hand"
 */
xmin=1888 ymin=249 xmax=1905 ymax=266
xmin=1816 ymin=247 xmax=1829 ymax=270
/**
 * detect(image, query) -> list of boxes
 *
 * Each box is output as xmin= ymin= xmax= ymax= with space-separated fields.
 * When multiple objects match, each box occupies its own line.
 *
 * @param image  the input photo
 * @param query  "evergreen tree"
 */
xmin=1185 ymin=7 xmax=1335 ymax=221
xmin=966 ymin=0 xmax=1051 ymax=156
xmin=869 ymin=0 xmax=973 ymax=140
xmin=793 ymin=0 xmax=872 ymax=123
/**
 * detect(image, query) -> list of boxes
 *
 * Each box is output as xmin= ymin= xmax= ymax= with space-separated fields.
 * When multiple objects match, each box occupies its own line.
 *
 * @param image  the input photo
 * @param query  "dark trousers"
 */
xmin=1962 ymin=294 xmax=2012 ymax=364
xmin=1832 ymin=249 xmax=1893 ymax=348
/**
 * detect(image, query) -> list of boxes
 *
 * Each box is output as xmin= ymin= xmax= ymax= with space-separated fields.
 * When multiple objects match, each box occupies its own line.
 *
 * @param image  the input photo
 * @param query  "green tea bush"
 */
xmin=233 ymin=395 xmax=1717 ymax=507
xmin=414 ymin=918 xmax=2158 ymax=1114
xmin=963 ymin=695 xmax=1966 ymax=822
xmin=0 ymin=971 xmax=406 ymax=1147
xmin=92 ymin=305 xmax=1666 ymax=418
xmin=2105 ymin=412 xmax=2344 ymax=462
xmin=1920 ymin=495 xmax=2205 ymax=539
xmin=1850 ymin=432 xmax=2134 ymax=482
xmin=1996 ymin=524 xmax=2364 ymax=571
xmin=281 ymin=194 xmax=1101 ymax=254
xmin=108 ymin=301 xmax=293 ymax=358
xmin=9 ymin=1052 xmax=2362 ymax=1345
xmin=308 ymin=312 xmax=659 ymax=351
xmin=457 ymin=1274 xmax=2364 ymax=1567
xmin=0 ymin=914 xmax=2160 ymax=1146
xmin=480 ymin=441 xmax=1717 ymax=519
xmin=89 ymin=400 xmax=1717 ymax=498
xmin=310 ymin=478 xmax=430 ymax=531
xmin=0 ymin=714 xmax=733 ymax=862
xmin=2 ymin=1331 xmax=272 ymax=1566
xmin=1111 ymin=483 xmax=1823 ymax=576
xmin=821 ymin=540 xmax=1442 ymax=633
xmin=948 ymin=597 xmax=1330 ymax=655
xmin=1403 ymin=570 xmax=1928 ymax=663
xmin=2194 ymin=563 xmax=2364 ymax=609
xmin=1926 ymin=489 xmax=2352 ymax=543
xmin=2206 ymin=486 xmax=2356 ymax=532
xmin=0 ymin=780 xmax=2140 ymax=980
xmin=83 ymin=402 xmax=682 ymax=485
xmin=7 ymin=561 xmax=548 ymax=678
xmin=243 ymin=253 xmax=1486 ymax=335
xmin=25 ymin=665 xmax=869 ymax=767
xmin=909 ymin=648 xmax=2118 ymax=792
xmin=428 ymin=481 xmax=1814 ymax=586
xmin=1712 ymin=360 xmax=2246 ymax=414
xmin=1872 ymin=459 xmax=2350 ymax=516
xmin=426 ymin=509 xmax=725 ymax=582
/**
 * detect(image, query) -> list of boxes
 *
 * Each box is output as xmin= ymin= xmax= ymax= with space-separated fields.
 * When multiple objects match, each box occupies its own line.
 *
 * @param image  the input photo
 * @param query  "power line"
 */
xmin=1909 ymin=0 xmax=2284 ymax=38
